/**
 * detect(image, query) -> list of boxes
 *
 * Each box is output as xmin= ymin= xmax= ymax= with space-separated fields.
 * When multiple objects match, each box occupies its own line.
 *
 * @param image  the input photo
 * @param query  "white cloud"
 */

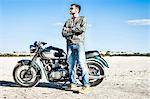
xmin=127 ymin=19 xmax=150 ymax=26
xmin=53 ymin=22 xmax=63 ymax=26
xmin=87 ymin=24 xmax=92 ymax=27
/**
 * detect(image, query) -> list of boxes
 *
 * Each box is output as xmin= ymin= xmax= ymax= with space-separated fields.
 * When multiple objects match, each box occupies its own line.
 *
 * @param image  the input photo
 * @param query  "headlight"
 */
xmin=30 ymin=45 xmax=36 ymax=53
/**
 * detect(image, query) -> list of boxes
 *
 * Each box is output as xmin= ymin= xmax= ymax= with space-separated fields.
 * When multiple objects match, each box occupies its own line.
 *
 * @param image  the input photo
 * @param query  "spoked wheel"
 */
xmin=13 ymin=63 xmax=40 ymax=87
xmin=87 ymin=61 xmax=104 ymax=86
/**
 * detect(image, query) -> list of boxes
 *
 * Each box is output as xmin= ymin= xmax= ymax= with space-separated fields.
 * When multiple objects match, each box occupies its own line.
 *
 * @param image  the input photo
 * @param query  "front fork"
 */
xmin=33 ymin=57 xmax=49 ymax=81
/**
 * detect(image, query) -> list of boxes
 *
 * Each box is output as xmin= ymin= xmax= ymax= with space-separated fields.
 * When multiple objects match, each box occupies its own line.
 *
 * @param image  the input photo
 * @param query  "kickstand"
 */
xmin=61 ymin=81 xmax=70 ymax=90
xmin=62 ymin=81 xmax=69 ymax=86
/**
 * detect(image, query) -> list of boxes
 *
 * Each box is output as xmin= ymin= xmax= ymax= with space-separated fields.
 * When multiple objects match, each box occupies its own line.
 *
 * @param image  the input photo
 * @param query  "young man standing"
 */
xmin=62 ymin=4 xmax=90 ymax=94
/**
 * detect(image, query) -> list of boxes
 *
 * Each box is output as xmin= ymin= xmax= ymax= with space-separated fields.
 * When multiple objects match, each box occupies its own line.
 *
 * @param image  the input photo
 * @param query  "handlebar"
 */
xmin=41 ymin=41 xmax=47 ymax=45
xmin=34 ymin=41 xmax=47 ymax=46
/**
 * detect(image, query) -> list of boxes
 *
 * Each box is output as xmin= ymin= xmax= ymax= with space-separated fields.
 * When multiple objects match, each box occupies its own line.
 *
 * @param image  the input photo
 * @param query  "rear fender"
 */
xmin=95 ymin=56 xmax=109 ymax=68
xmin=86 ymin=57 xmax=109 ymax=68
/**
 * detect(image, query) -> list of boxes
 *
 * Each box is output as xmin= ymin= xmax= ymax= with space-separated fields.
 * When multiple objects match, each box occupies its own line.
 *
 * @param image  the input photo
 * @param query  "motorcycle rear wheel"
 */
xmin=13 ymin=63 xmax=40 ymax=87
xmin=87 ymin=61 xmax=104 ymax=86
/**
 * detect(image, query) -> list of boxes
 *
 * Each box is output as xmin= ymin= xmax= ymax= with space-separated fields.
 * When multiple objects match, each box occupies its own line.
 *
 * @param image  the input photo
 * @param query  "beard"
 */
xmin=70 ymin=11 xmax=75 ymax=15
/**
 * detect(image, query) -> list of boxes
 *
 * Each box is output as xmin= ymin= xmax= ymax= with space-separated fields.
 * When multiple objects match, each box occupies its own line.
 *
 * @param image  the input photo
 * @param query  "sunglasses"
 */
xmin=70 ymin=8 xmax=73 ymax=10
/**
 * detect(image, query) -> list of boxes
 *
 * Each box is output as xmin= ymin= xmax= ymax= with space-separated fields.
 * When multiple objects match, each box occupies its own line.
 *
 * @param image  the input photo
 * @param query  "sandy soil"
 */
xmin=0 ymin=56 xmax=150 ymax=99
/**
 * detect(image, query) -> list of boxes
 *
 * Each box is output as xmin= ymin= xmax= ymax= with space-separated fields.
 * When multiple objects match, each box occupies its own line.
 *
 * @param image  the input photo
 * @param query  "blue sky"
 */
xmin=0 ymin=0 xmax=149 ymax=53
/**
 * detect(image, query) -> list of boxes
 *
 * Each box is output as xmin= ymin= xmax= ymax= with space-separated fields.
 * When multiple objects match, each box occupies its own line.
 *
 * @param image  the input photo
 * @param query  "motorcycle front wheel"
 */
xmin=13 ymin=63 xmax=40 ymax=87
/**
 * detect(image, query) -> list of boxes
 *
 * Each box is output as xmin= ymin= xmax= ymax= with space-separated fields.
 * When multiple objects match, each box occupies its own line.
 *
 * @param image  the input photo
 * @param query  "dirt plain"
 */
xmin=0 ymin=56 xmax=150 ymax=99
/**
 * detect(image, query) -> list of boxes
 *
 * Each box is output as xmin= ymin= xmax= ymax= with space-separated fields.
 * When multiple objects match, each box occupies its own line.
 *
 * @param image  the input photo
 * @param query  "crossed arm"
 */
xmin=62 ymin=17 xmax=87 ymax=38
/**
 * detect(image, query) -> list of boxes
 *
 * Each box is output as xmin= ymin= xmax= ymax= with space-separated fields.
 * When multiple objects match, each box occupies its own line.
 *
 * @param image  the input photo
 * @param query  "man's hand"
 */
xmin=64 ymin=27 xmax=72 ymax=33
xmin=75 ymin=32 xmax=82 ymax=36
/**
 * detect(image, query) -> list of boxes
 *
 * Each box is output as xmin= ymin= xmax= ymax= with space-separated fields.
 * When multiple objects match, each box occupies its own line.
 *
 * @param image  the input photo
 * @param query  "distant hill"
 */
xmin=0 ymin=51 xmax=150 ymax=57
xmin=100 ymin=51 xmax=150 ymax=56
xmin=0 ymin=52 xmax=33 ymax=57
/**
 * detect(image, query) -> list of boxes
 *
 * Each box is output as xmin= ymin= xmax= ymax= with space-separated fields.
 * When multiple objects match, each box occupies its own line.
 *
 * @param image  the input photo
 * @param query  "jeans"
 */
xmin=67 ymin=43 xmax=89 ymax=86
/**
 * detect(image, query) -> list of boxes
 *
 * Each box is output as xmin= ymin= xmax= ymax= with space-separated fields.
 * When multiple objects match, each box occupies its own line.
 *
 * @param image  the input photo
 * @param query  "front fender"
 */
xmin=17 ymin=59 xmax=42 ymax=78
xmin=18 ymin=59 xmax=31 ymax=65
xmin=87 ymin=57 xmax=109 ymax=68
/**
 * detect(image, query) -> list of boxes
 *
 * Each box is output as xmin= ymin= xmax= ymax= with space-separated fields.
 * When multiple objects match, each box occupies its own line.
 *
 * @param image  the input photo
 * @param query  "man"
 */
xmin=62 ymin=4 xmax=90 ymax=94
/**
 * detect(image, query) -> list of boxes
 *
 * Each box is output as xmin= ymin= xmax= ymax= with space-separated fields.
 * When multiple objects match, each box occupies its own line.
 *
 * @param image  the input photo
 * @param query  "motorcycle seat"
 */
xmin=85 ymin=50 xmax=100 ymax=58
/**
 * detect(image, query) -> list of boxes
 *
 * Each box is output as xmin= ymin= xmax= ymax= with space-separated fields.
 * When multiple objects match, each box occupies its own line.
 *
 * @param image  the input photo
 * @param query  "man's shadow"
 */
xmin=0 ymin=80 xmax=64 ymax=90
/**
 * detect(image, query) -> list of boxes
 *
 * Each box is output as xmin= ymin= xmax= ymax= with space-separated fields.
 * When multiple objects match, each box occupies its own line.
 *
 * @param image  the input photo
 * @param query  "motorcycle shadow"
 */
xmin=36 ymin=82 xmax=64 ymax=90
xmin=0 ymin=80 xmax=79 ymax=93
xmin=0 ymin=80 xmax=17 ymax=87
xmin=0 ymin=80 xmax=64 ymax=90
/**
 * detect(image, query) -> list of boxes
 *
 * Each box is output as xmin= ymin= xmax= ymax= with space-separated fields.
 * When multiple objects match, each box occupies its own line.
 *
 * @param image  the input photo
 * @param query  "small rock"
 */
xmin=130 ymin=70 xmax=133 ymax=73
xmin=3 ymin=96 xmax=7 ymax=99
xmin=116 ymin=83 xmax=119 ymax=85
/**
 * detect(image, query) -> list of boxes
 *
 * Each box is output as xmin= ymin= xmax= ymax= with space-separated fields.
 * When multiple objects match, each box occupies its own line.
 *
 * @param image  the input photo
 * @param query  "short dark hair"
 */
xmin=71 ymin=4 xmax=81 ymax=13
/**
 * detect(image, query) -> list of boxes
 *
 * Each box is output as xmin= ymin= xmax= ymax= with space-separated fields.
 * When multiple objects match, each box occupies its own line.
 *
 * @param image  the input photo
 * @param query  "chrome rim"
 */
xmin=16 ymin=65 xmax=37 ymax=85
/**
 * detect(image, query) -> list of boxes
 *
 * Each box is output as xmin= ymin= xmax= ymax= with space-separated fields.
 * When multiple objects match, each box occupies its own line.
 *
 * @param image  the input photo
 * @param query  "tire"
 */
xmin=87 ymin=61 xmax=104 ymax=87
xmin=13 ymin=63 xmax=40 ymax=87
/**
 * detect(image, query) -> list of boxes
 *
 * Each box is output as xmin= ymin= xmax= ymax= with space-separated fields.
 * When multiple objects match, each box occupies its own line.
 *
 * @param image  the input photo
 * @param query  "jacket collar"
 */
xmin=71 ymin=16 xmax=80 ymax=23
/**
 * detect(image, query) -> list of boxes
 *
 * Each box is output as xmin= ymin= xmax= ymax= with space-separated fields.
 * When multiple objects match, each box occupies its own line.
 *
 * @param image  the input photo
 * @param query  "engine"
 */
xmin=42 ymin=59 xmax=68 ymax=81
xmin=49 ymin=68 xmax=68 ymax=81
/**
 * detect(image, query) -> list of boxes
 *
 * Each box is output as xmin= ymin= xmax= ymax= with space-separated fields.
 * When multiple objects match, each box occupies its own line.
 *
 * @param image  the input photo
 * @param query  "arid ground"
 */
xmin=0 ymin=56 xmax=150 ymax=99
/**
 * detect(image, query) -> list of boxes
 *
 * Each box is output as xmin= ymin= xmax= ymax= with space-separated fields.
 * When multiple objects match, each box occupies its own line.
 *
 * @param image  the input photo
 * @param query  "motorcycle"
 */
xmin=13 ymin=41 xmax=109 ymax=87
